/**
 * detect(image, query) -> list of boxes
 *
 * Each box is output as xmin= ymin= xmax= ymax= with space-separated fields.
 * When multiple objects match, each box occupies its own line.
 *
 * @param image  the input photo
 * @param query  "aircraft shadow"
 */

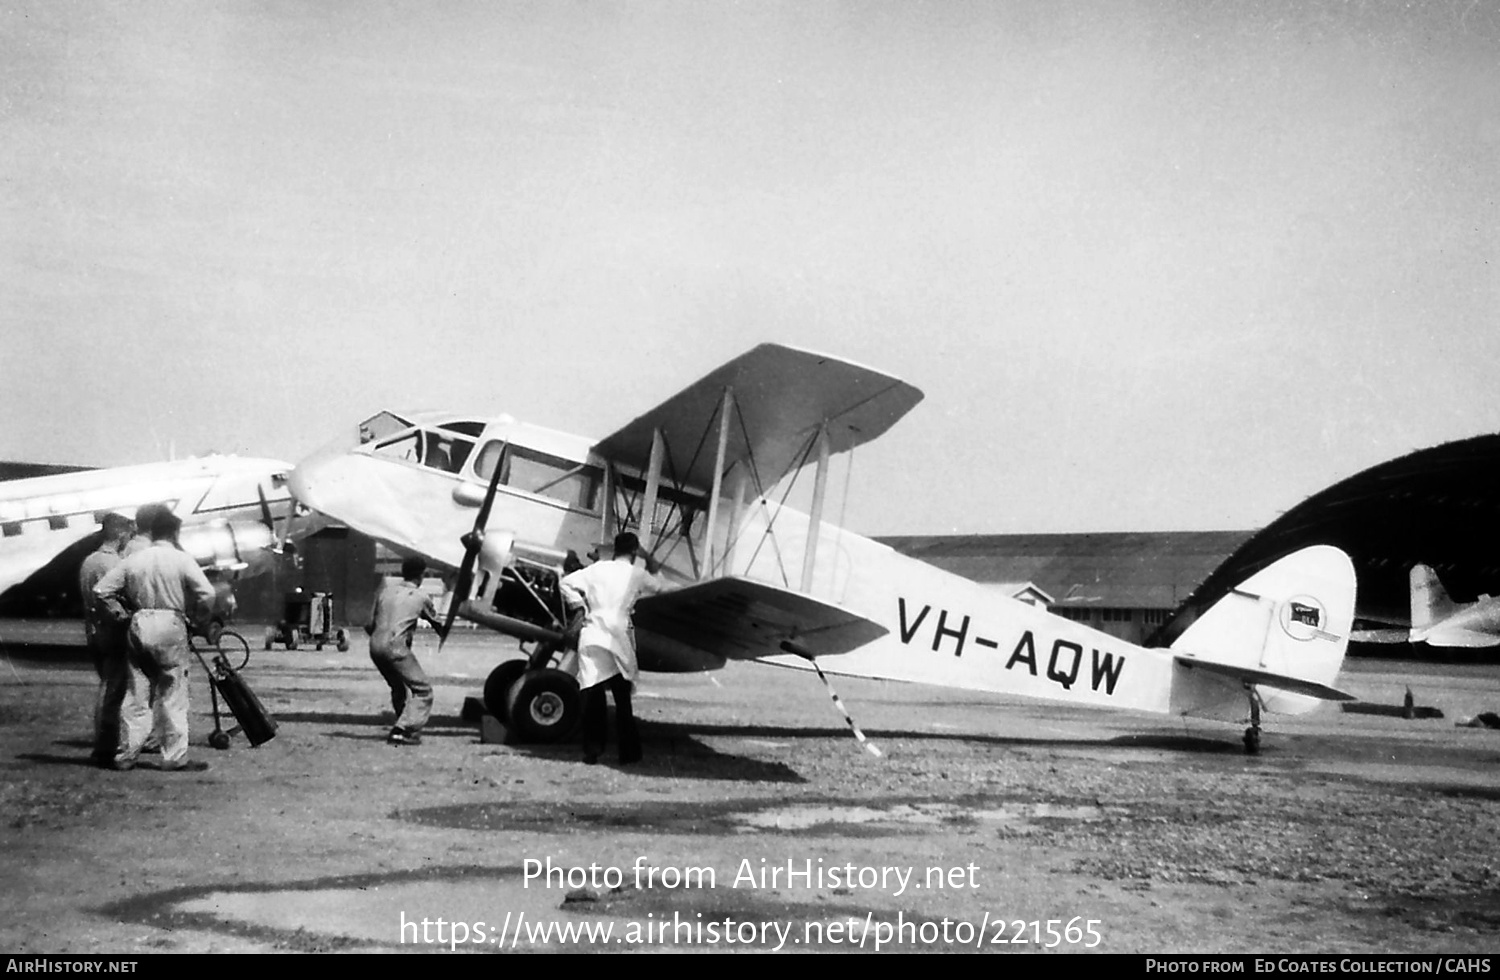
xmin=0 ymin=644 xmax=91 ymax=666
xmin=501 ymin=722 xmax=806 ymax=783
xmin=16 ymin=752 xmax=101 ymax=769
xmin=642 ymin=719 xmax=1245 ymax=755
xmin=273 ymin=710 xmax=472 ymax=729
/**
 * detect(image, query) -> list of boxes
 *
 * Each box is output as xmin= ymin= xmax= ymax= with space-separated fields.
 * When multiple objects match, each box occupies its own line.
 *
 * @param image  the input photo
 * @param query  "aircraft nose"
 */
xmin=289 ymin=426 xmax=365 ymax=515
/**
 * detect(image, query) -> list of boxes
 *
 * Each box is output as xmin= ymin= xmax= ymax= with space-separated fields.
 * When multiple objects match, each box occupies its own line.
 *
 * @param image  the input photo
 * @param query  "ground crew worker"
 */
xmin=559 ymin=531 xmax=666 ymax=765
xmin=123 ymin=501 xmax=169 ymax=558
xmin=366 ymin=556 xmax=446 ymax=746
xmin=94 ymin=508 xmax=216 ymax=772
xmin=79 ymin=512 xmax=133 ymax=766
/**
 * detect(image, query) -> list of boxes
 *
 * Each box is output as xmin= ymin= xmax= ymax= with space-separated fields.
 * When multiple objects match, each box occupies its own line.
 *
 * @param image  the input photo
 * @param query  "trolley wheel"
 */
xmin=286 ymin=627 xmax=299 ymax=651
xmin=335 ymin=629 xmax=349 ymax=653
xmin=504 ymin=669 xmax=581 ymax=744
xmin=209 ymin=730 xmax=232 ymax=751
xmin=483 ymin=660 xmax=530 ymax=722
xmin=216 ymin=629 xmax=251 ymax=672
xmin=263 ymin=626 xmax=276 ymax=650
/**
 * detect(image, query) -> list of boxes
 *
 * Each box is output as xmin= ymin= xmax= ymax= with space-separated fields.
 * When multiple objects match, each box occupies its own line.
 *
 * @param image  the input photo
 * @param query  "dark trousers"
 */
xmin=581 ymin=674 xmax=640 ymax=762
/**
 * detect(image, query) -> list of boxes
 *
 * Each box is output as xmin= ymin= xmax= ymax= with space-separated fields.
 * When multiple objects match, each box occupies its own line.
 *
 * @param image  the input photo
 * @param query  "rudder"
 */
xmin=1409 ymin=564 xmax=1453 ymax=633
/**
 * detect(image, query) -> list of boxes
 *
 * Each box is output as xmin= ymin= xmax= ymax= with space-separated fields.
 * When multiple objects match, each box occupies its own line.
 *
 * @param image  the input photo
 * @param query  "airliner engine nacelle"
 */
xmin=177 ymin=519 xmax=279 ymax=580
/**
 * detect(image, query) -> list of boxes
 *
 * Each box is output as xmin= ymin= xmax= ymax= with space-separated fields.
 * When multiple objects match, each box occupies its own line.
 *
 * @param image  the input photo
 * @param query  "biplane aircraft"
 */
xmin=0 ymin=455 xmax=301 ymax=617
xmin=288 ymin=344 xmax=1356 ymax=754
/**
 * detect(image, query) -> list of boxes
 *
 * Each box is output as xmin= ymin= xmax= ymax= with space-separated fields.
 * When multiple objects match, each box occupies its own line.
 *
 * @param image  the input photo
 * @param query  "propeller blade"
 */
xmin=440 ymin=453 xmax=507 ymax=648
xmin=275 ymin=504 xmax=296 ymax=555
xmin=256 ymin=484 xmax=275 ymax=531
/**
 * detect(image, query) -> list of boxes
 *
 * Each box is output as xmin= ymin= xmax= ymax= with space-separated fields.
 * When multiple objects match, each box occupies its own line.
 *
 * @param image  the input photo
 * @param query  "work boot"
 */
xmin=387 ymin=728 xmax=421 ymax=746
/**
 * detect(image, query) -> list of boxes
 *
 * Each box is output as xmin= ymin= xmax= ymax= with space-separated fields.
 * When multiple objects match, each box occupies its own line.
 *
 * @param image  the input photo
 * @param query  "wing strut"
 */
xmin=640 ymin=429 xmax=663 ymax=552
xmin=781 ymin=640 xmax=883 ymax=758
xmin=702 ymin=387 xmax=733 ymax=579
xmin=800 ymin=426 xmax=831 ymax=592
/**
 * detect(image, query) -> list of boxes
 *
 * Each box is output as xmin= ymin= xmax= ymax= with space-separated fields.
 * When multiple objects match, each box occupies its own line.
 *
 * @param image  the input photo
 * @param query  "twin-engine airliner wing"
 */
xmin=632 ymin=576 xmax=889 ymax=671
xmin=0 ymin=456 xmax=299 ymax=614
xmin=592 ymin=343 xmax=924 ymax=489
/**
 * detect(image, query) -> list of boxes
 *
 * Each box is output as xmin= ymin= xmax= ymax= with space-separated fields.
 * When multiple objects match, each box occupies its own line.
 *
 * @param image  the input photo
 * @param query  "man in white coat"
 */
xmin=558 ymin=531 xmax=665 ymax=764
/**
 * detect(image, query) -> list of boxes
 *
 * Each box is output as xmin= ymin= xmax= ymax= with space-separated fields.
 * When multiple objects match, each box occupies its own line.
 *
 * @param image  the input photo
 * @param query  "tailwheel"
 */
xmin=504 ymin=668 xmax=581 ymax=743
xmin=1243 ymin=689 xmax=1263 ymax=755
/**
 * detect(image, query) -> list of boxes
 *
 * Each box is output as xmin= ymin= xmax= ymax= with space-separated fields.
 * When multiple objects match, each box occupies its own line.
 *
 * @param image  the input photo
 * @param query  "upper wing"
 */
xmin=634 ymin=576 xmax=888 ymax=664
xmin=592 ymin=344 xmax=923 ymax=489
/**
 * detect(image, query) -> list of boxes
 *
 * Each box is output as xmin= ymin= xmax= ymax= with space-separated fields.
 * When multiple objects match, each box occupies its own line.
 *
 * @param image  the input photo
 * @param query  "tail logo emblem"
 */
xmin=1279 ymin=595 xmax=1326 ymax=642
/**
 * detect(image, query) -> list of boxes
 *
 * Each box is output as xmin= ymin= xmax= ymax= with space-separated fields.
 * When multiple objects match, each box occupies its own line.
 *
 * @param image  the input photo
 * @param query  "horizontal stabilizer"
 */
xmin=634 ymin=576 xmax=887 ymax=662
xmin=593 ymin=344 xmax=923 ymax=488
xmin=1173 ymin=656 xmax=1356 ymax=701
xmin=1350 ymin=627 xmax=1410 ymax=644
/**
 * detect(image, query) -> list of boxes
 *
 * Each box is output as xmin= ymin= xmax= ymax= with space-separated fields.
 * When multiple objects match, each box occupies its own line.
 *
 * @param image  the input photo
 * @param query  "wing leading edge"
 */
xmin=592 ymin=343 xmax=923 ymax=489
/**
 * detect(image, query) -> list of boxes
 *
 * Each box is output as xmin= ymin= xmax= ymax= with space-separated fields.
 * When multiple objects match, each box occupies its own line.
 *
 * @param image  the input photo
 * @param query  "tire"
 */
xmin=482 ymin=660 xmax=530 ymax=722
xmin=336 ymin=629 xmax=349 ymax=653
xmin=504 ymin=668 xmax=581 ymax=744
xmin=286 ymin=627 xmax=299 ymax=651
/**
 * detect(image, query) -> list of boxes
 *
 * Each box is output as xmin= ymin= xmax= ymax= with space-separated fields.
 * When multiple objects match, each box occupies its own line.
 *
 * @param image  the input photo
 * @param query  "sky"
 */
xmin=2 ymin=0 xmax=1498 ymax=536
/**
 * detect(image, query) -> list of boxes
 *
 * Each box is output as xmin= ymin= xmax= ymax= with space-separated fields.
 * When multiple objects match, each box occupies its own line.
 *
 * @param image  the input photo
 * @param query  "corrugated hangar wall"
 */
xmin=232 ymin=528 xmax=378 ymax=631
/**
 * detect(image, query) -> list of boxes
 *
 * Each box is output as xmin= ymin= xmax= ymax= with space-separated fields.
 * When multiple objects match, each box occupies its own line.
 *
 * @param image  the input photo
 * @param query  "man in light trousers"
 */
xmin=94 ymin=507 xmax=216 ymax=772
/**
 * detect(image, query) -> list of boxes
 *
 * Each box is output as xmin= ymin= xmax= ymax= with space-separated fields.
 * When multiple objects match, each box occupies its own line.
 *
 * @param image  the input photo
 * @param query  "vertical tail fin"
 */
xmin=1170 ymin=545 xmax=1356 ymax=715
xmin=1409 ymin=564 xmax=1454 ymax=632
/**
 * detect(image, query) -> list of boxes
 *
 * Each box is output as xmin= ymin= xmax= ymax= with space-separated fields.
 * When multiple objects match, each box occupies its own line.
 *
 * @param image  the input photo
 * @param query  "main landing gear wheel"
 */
xmin=482 ymin=660 xmax=530 ymax=723
xmin=503 ymin=668 xmax=581 ymax=743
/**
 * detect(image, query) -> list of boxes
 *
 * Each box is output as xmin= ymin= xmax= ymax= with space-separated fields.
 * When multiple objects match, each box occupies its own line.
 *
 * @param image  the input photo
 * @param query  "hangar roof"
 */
xmin=1151 ymin=433 xmax=1500 ymax=646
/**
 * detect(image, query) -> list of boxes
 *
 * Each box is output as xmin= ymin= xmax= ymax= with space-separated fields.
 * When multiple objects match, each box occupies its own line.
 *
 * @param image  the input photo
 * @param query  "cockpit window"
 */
xmin=359 ymin=411 xmax=414 ymax=445
xmin=437 ymin=421 xmax=486 ymax=438
xmin=474 ymin=440 xmax=600 ymax=512
xmin=422 ymin=431 xmax=475 ymax=475
xmin=372 ymin=426 xmax=475 ymax=475
xmin=373 ymin=431 xmax=422 ymax=463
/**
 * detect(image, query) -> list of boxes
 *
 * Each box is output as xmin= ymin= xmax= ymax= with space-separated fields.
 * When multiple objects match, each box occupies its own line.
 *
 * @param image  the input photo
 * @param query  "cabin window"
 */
xmin=48 ymin=516 xmax=68 ymax=531
xmin=2 ymin=522 xmax=20 ymax=538
xmin=475 ymin=442 xmax=600 ymax=512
